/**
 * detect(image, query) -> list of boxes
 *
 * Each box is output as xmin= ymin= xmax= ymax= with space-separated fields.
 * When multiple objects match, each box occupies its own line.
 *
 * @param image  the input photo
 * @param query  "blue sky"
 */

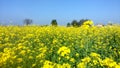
xmin=0 ymin=0 xmax=120 ymax=25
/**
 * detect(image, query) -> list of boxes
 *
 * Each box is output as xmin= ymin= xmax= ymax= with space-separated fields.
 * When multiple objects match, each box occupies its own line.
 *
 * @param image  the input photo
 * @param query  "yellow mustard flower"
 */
xmin=77 ymin=62 xmax=86 ymax=68
xmin=57 ymin=46 xmax=70 ymax=57
xmin=90 ymin=52 xmax=100 ymax=58
xmin=81 ymin=57 xmax=91 ymax=63
xmin=62 ymin=63 xmax=71 ymax=68
xmin=32 ymin=63 xmax=36 ymax=67
xmin=75 ymin=53 xmax=79 ymax=57
xmin=70 ymin=58 xmax=75 ymax=62
xmin=17 ymin=58 xmax=23 ymax=63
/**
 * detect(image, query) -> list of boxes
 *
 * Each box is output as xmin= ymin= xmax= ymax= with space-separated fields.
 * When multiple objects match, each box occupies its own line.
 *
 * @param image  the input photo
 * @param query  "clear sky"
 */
xmin=0 ymin=0 xmax=120 ymax=25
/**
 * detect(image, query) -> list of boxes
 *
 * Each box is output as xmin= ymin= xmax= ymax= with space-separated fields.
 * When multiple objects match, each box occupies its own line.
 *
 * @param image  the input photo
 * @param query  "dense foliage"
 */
xmin=70 ymin=19 xmax=90 ymax=27
xmin=24 ymin=19 xmax=33 ymax=25
xmin=0 ymin=25 xmax=120 ymax=68
xmin=51 ymin=19 xmax=58 ymax=26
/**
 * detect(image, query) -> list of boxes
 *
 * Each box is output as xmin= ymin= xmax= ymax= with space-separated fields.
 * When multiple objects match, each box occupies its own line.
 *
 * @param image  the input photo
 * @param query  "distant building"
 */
xmin=96 ymin=24 xmax=104 ymax=27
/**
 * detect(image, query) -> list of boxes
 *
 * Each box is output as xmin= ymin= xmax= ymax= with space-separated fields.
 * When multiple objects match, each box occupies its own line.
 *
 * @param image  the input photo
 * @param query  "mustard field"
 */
xmin=0 ymin=25 xmax=120 ymax=68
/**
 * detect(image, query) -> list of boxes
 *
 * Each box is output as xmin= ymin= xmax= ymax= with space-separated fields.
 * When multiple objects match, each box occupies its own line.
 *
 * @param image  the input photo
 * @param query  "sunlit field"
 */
xmin=0 ymin=25 xmax=120 ymax=68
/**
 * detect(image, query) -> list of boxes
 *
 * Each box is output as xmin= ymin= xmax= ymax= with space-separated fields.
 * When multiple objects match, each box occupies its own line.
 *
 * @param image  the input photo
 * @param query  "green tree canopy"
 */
xmin=51 ymin=19 xmax=58 ymax=26
xmin=67 ymin=22 xmax=71 ymax=27
xmin=24 ymin=19 xmax=33 ymax=25
xmin=71 ymin=20 xmax=79 ymax=27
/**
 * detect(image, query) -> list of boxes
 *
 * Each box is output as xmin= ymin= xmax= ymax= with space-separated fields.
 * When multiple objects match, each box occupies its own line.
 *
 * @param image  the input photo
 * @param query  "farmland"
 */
xmin=0 ymin=25 xmax=120 ymax=68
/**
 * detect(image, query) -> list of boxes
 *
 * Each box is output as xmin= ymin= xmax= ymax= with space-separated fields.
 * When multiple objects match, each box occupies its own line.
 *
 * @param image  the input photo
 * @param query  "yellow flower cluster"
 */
xmin=83 ymin=20 xmax=94 ymax=26
xmin=102 ymin=57 xmax=119 ymax=68
xmin=57 ymin=46 xmax=70 ymax=57
xmin=43 ymin=60 xmax=71 ymax=68
xmin=90 ymin=52 xmax=100 ymax=58
xmin=77 ymin=52 xmax=120 ymax=68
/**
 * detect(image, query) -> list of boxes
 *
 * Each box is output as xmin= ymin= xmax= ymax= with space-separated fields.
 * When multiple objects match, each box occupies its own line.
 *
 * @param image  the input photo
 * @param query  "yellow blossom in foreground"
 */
xmin=93 ymin=60 xmax=98 ymax=65
xmin=0 ymin=53 xmax=11 ymax=65
xmin=56 ymin=63 xmax=71 ymax=68
xmin=65 ymin=56 xmax=70 ymax=59
xmin=17 ymin=66 xmax=22 ymax=68
xmin=20 ymin=50 xmax=26 ymax=56
xmin=17 ymin=58 xmax=23 ymax=63
xmin=36 ymin=53 xmax=45 ymax=59
xmin=62 ymin=63 xmax=71 ymax=68
xmin=43 ymin=60 xmax=55 ymax=68
xmin=57 ymin=46 xmax=70 ymax=57
xmin=52 ymin=39 xmax=58 ymax=44
xmin=56 ymin=64 xmax=63 ymax=68
xmin=32 ymin=63 xmax=36 ymax=67
xmin=77 ymin=62 xmax=86 ymax=68
xmin=70 ymin=58 xmax=75 ymax=62
xmin=28 ymin=56 xmax=33 ymax=59
xmin=90 ymin=52 xmax=100 ymax=58
xmin=75 ymin=53 xmax=79 ymax=57
xmin=81 ymin=57 xmax=91 ymax=63
xmin=115 ymin=64 xmax=120 ymax=68
xmin=102 ymin=57 xmax=117 ymax=67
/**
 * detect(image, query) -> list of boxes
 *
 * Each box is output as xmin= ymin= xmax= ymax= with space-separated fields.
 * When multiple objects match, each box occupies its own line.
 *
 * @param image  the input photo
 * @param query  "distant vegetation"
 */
xmin=0 ymin=19 xmax=119 ymax=27
xmin=24 ymin=19 xmax=33 ymax=25
xmin=51 ymin=19 xmax=58 ymax=26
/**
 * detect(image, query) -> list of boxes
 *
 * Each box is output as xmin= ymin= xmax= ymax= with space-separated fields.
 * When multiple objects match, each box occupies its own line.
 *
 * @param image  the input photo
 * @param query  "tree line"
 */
xmin=24 ymin=19 xmax=90 ymax=27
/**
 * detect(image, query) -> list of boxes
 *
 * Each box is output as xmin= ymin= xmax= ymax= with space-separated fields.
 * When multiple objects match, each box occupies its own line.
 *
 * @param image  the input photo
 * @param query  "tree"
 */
xmin=78 ymin=19 xmax=89 ymax=26
xmin=24 ymin=19 xmax=33 ymax=25
xmin=51 ymin=19 xmax=58 ymax=26
xmin=67 ymin=22 xmax=71 ymax=27
xmin=107 ymin=22 xmax=113 ymax=25
xmin=71 ymin=20 xmax=79 ymax=27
